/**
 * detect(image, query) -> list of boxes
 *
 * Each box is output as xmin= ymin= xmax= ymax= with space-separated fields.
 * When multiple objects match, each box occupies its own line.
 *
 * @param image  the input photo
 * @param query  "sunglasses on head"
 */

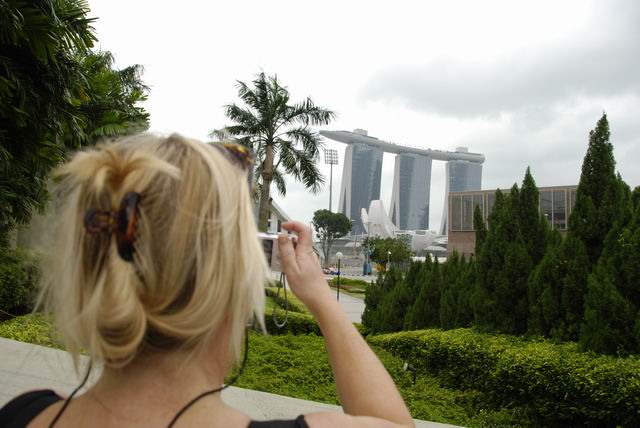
xmin=214 ymin=143 xmax=254 ymax=171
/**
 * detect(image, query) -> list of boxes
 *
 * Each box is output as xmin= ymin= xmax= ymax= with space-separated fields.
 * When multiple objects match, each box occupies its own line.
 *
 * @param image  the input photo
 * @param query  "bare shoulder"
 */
xmin=304 ymin=412 xmax=415 ymax=428
xmin=28 ymin=400 xmax=64 ymax=427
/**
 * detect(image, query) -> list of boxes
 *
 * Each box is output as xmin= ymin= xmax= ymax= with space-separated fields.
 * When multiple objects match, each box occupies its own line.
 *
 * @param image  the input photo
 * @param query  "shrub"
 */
xmin=0 ymin=314 xmax=62 ymax=348
xmin=0 ymin=247 xmax=40 ymax=317
xmin=263 ymin=309 xmax=321 ymax=336
xmin=265 ymin=287 xmax=308 ymax=313
xmin=368 ymin=328 xmax=640 ymax=426
xmin=329 ymin=277 xmax=368 ymax=292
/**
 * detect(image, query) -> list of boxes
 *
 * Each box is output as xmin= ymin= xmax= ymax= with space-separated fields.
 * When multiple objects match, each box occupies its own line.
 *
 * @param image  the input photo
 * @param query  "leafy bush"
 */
xmin=369 ymin=328 xmax=640 ymax=426
xmin=329 ymin=277 xmax=368 ymax=289
xmin=263 ymin=309 xmax=321 ymax=336
xmin=265 ymin=287 xmax=308 ymax=313
xmin=0 ymin=314 xmax=62 ymax=348
xmin=240 ymin=333 xmax=520 ymax=427
xmin=0 ymin=247 xmax=40 ymax=317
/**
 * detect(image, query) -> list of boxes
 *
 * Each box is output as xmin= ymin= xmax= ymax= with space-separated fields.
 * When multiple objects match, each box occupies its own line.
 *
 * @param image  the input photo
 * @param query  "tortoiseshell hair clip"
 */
xmin=84 ymin=192 xmax=142 ymax=262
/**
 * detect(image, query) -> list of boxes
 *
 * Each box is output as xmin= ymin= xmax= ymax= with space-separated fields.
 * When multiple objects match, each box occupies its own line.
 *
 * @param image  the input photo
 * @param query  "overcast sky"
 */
xmin=89 ymin=0 xmax=639 ymax=232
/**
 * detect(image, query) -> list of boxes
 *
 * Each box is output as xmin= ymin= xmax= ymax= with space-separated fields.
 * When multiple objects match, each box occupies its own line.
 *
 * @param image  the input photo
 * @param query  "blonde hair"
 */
xmin=41 ymin=133 xmax=266 ymax=368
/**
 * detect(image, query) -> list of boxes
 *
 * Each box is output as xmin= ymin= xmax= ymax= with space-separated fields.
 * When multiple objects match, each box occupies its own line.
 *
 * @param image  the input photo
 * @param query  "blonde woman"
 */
xmin=0 ymin=134 xmax=414 ymax=428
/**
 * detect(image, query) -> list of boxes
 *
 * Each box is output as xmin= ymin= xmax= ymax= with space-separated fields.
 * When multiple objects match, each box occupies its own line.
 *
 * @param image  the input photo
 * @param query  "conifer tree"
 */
xmin=580 ymin=203 xmax=640 ymax=354
xmin=377 ymin=277 xmax=413 ymax=333
xmin=632 ymin=186 xmax=640 ymax=210
xmin=404 ymin=260 xmax=425 ymax=303
xmin=528 ymin=233 xmax=589 ymax=340
xmin=520 ymin=167 xmax=548 ymax=263
xmin=405 ymin=260 xmax=442 ymax=329
xmin=362 ymin=267 xmax=402 ymax=333
xmin=580 ymin=268 xmax=637 ymax=354
xmin=474 ymin=186 xmax=532 ymax=334
xmin=569 ymin=113 xmax=623 ymax=265
xmin=473 ymin=205 xmax=486 ymax=255
xmin=439 ymin=252 xmax=460 ymax=329
xmin=455 ymin=257 xmax=475 ymax=327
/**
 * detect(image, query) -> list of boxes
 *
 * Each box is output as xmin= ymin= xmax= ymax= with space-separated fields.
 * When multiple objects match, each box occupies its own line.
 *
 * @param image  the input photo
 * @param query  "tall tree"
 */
xmin=474 ymin=186 xmax=532 ymax=334
xmin=440 ymin=252 xmax=462 ymax=329
xmin=632 ymin=186 xmax=640 ymax=210
xmin=580 ymin=267 xmax=638 ymax=355
xmin=364 ymin=236 xmax=413 ymax=269
xmin=377 ymin=276 xmax=413 ymax=333
xmin=454 ymin=256 xmax=475 ymax=328
xmin=520 ymin=167 xmax=548 ymax=264
xmin=212 ymin=73 xmax=335 ymax=231
xmin=473 ymin=205 xmax=486 ymax=255
xmin=405 ymin=259 xmax=442 ymax=329
xmin=528 ymin=233 xmax=589 ymax=340
xmin=362 ymin=267 xmax=402 ymax=333
xmin=312 ymin=209 xmax=352 ymax=266
xmin=569 ymin=113 xmax=623 ymax=265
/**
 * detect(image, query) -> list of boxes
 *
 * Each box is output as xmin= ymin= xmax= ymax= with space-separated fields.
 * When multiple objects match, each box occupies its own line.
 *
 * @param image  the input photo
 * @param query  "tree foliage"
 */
xmin=212 ymin=72 xmax=335 ymax=231
xmin=0 ymin=1 xmax=149 ymax=243
xmin=568 ymin=113 xmax=623 ymax=265
xmin=363 ymin=236 xmax=413 ymax=268
xmin=312 ymin=209 xmax=351 ymax=265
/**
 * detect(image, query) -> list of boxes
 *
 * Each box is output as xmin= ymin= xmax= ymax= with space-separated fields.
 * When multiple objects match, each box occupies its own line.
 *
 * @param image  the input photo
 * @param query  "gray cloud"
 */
xmin=362 ymin=2 xmax=640 ymax=119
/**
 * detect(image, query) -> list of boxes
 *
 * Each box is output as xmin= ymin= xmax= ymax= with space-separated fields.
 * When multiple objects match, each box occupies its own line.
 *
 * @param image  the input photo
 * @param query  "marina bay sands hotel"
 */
xmin=320 ymin=129 xmax=485 ymax=236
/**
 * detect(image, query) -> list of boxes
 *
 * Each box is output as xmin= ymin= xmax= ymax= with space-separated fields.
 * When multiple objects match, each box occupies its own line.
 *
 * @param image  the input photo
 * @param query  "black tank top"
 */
xmin=0 ymin=390 xmax=309 ymax=428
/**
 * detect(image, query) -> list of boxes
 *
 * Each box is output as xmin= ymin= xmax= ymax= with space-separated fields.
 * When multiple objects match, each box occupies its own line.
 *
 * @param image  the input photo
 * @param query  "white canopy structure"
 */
xmin=361 ymin=200 xmax=441 ymax=253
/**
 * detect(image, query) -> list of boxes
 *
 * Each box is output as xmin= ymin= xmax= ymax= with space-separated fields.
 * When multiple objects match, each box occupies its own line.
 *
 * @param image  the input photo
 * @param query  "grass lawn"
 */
xmin=0 ymin=314 xmax=526 ymax=427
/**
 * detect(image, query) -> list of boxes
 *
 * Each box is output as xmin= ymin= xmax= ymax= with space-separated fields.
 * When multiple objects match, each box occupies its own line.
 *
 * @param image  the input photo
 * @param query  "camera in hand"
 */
xmin=257 ymin=232 xmax=296 ymax=272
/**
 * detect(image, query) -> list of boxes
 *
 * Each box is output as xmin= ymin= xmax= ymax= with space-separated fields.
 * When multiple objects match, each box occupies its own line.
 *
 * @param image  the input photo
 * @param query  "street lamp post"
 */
xmin=335 ymin=251 xmax=343 ymax=301
xmin=387 ymin=250 xmax=391 ymax=270
xmin=324 ymin=149 xmax=339 ymax=212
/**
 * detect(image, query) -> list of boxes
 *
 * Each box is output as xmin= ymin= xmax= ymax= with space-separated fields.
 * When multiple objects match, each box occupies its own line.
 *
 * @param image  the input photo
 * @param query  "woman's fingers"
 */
xmin=278 ymin=234 xmax=298 ymax=274
xmin=281 ymin=221 xmax=313 ymax=249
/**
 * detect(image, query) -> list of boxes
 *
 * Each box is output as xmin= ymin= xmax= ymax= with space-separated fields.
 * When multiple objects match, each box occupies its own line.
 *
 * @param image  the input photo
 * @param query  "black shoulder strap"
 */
xmin=248 ymin=415 xmax=309 ymax=428
xmin=0 ymin=390 xmax=62 ymax=428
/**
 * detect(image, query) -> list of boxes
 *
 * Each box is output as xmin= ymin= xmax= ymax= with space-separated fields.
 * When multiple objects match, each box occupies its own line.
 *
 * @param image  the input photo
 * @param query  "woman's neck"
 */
xmin=86 ymin=348 xmax=231 ymax=423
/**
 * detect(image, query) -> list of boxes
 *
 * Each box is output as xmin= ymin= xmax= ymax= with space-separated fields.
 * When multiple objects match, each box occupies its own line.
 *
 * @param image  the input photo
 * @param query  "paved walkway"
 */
xmin=334 ymin=291 xmax=366 ymax=323
xmin=0 ymin=337 xmax=458 ymax=427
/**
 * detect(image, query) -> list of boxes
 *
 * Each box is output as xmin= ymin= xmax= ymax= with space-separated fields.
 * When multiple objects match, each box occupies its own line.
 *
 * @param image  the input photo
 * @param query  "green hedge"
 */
xmin=263 ymin=308 xmax=321 ymax=335
xmin=368 ymin=329 xmax=640 ymax=426
xmin=329 ymin=277 xmax=368 ymax=293
xmin=0 ymin=247 xmax=40 ymax=317
xmin=265 ymin=287 xmax=308 ymax=314
xmin=263 ymin=308 xmax=367 ymax=338
xmin=0 ymin=313 xmax=62 ymax=348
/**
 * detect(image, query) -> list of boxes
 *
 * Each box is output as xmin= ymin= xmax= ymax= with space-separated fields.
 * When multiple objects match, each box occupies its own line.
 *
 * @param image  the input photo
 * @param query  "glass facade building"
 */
xmin=389 ymin=154 xmax=432 ymax=230
xmin=448 ymin=186 xmax=578 ymax=233
xmin=338 ymin=142 xmax=384 ymax=234
xmin=439 ymin=160 xmax=483 ymax=235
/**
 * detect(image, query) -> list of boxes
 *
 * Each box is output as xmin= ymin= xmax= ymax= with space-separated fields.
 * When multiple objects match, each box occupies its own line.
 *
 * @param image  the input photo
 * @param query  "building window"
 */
xmin=570 ymin=189 xmax=577 ymax=214
xmin=540 ymin=191 xmax=553 ymax=226
xmin=451 ymin=195 xmax=462 ymax=231
xmin=277 ymin=219 xmax=282 ymax=232
xmin=553 ymin=190 xmax=567 ymax=230
xmin=462 ymin=195 xmax=473 ymax=231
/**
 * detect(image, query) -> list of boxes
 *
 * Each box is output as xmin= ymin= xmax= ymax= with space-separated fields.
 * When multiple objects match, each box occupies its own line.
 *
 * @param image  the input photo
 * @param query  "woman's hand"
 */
xmin=278 ymin=221 xmax=333 ymax=313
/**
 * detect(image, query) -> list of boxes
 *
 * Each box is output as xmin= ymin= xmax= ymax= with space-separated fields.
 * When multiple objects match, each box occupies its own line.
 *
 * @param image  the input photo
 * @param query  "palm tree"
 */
xmin=212 ymin=72 xmax=336 ymax=231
